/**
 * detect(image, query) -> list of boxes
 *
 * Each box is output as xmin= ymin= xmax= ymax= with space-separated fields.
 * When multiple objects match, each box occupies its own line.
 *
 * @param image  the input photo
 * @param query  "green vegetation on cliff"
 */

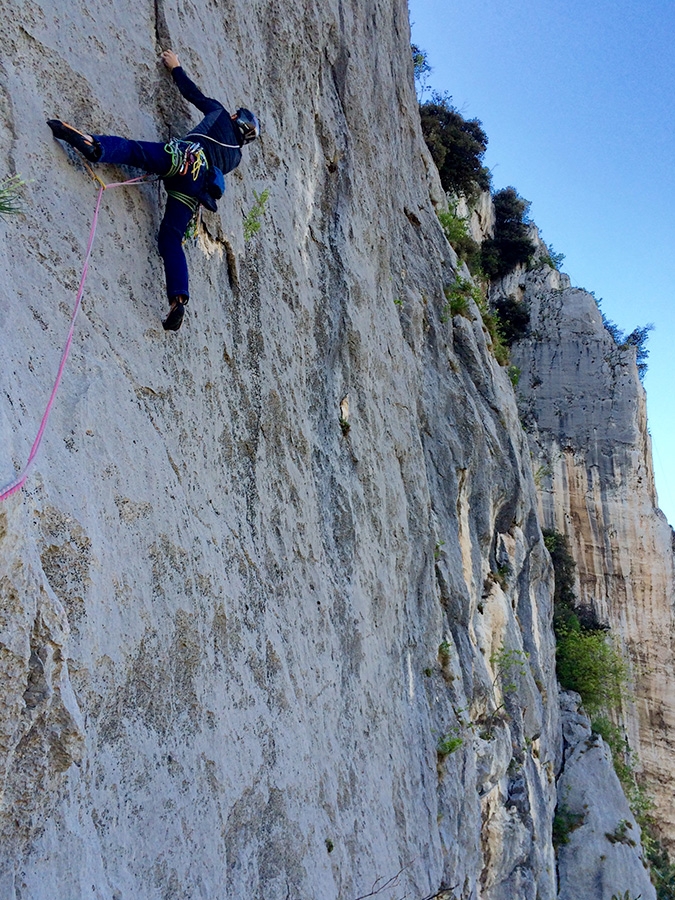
xmin=0 ymin=174 xmax=24 ymax=217
xmin=480 ymin=187 xmax=536 ymax=278
xmin=419 ymin=93 xmax=491 ymax=199
xmin=545 ymin=529 xmax=675 ymax=898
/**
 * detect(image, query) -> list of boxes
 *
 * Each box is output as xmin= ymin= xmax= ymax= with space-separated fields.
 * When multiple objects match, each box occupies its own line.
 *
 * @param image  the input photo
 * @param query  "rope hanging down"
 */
xmin=0 ymin=172 xmax=152 ymax=502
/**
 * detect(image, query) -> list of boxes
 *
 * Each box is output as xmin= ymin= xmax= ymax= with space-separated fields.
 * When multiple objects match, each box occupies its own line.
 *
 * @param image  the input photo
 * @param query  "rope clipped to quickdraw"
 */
xmin=0 ymin=166 xmax=154 ymax=502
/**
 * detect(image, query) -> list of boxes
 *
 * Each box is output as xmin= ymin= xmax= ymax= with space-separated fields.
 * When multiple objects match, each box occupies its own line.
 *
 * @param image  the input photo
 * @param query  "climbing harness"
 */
xmin=0 ymin=166 xmax=154 ymax=502
xmin=164 ymin=138 xmax=207 ymax=181
xmin=163 ymin=138 xmax=224 ymax=226
xmin=164 ymin=139 xmax=209 ymax=232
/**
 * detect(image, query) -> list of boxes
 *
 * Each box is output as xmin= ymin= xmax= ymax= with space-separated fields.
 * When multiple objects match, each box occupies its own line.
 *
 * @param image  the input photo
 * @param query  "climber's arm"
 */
xmin=161 ymin=50 xmax=223 ymax=114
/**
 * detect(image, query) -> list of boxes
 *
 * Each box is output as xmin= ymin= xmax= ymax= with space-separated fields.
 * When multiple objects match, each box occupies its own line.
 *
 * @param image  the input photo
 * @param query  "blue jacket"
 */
xmin=172 ymin=67 xmax=243 ymax=175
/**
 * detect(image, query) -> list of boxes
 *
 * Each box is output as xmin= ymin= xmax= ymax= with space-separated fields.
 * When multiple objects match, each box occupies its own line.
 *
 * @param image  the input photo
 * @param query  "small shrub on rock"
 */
xmin=552 ymin=804 xmax=585 ymax=847
xmin=0 ymin=174 xmax=25 ymax=217
xmin=493 ymin=294 xmax=530 ymax=346
xmin=437 ymin=208 xmax=481 ymax=272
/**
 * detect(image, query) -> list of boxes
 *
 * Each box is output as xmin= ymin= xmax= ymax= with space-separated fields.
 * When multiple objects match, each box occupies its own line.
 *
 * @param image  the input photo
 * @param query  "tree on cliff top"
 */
xmin=419 ymin=93 xmax=491 ymax=198
xmin=412 ymin=43 xmax=431 ymax=100
xmin=480 ymin=187 xmax=536 ymax=278
xmin=602 ymin=315 xmax=653 ymax=381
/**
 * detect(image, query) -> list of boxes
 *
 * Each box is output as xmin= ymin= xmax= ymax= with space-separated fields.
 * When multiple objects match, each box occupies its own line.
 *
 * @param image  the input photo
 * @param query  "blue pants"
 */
xmin=95 ymin=135 xmax=205 ymax=300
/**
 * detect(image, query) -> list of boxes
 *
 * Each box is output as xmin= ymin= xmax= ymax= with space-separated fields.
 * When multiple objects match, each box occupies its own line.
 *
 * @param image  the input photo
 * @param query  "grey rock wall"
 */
xmin=508 ymin=253 xmax=675 ymax=851
xmin=557 ymin=692 xmax=656 ymax=900
xmin=0 ymin=2 xmax=670 ymax=899
xmin=0 ymin=2 xmax=562 ymax=898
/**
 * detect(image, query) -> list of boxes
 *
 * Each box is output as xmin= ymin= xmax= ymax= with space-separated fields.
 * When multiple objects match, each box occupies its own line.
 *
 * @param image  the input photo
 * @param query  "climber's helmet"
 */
xmin=233 ymin=108 xmax=260 ymax=146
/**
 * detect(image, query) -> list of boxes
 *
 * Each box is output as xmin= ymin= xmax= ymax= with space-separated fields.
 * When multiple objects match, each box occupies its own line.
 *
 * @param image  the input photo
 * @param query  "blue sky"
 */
xmin=408 ymin=0 xmax=675 ymax=527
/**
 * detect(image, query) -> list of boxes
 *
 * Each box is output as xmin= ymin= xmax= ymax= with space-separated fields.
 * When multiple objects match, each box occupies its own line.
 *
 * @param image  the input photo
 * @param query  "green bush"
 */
xmin=601 ymin=315 xmax=653 ymax=381
xmin=442 ymin=278 xmax=476 ymax=320
xmin=508 ymin=365 xmax=520 ymax=386
xmin=555 ymin=619 xmax=628 ymax=716
xmin=644 ymin=839 xmax=675 ymax=899
xmin=541 ymin=242 xmax=566 ymax=270
xmin=623 ymin=324 xmax=653 ymax=381
xmin=493 ymin=294 xmax=530 ymax=346
xmin=0 ymin=174 xmax=25 ymax=217
xmin=490 ymin=645 xmax=528 ymax=695
xmin=412 ymin=44 xmax=431 ymax=98
xmin=437 ymin=208 xmax=481 ymax=272
xmin=474 ymin=292 xmax=510 ymax=365
xmin=420 ymin=94 xmax=491 ymax=198
xmin=552 ymin=804 xmax=585 ymax=848
xmin=543 ymin=530 xmax=576 ymax=609
xmin=480 ymin=187 xmax=536 ymax=278
xmin=440 ymin=277 xmax=510 ymax=365
xmin=437 ymin=732 xmax=463 ymax=757
xmin=544 ymin=529 xmax=628 ymax=715
xmin=243 ymin=188 xmax=270 ymax=242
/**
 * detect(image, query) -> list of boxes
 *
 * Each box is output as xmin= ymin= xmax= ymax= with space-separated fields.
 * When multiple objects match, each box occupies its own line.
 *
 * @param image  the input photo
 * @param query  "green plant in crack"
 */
xmin=243 ymin=188 xmax=270 ymax=241
xmin=474 ymin=292 xmax=510 ymax=365
xmin=533 ymin=463 xmax=552 ymax=487
xmin=441 ymin=276 xmax=482 ymax=321
xmin=492 ymin=562 xmax=511 ymax=590
xmin=438 ymin=640 xmax=452 ymax=663
xmin=0 ymin=174 xmax=25 ymax=217
xmin=437 ymin=207 xmax=481 ymax=272
xmin=437 ymin=729 xmax=463 ymax=758
xmin=552 ymin=803 xmax=585 ymax=848
xmin=490 ymin=644 xmax=529 ymax=696
xmin=605 ymin=819 xmax=637 ymax=847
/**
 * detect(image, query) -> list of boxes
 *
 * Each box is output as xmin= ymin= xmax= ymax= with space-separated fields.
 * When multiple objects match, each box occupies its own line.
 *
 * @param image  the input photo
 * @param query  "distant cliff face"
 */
xmin=507 ymin=259 xmax=675 ymax=849
xmin=0 ymin=1 xmax=667 ymax=899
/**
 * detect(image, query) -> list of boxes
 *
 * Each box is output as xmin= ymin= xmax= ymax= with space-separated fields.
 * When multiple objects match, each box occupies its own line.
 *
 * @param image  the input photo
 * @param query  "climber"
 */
xmin=47 ymin=49 xmax=260 ymax=332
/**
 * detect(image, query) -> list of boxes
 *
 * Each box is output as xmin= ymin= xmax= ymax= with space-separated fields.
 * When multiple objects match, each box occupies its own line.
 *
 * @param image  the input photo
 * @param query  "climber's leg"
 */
xmin=47 ymin=120 xmax=102 ymax=162
xmin=93 ymin=136 xmax=172 ymax=176
xmin=157 ymin=196 xmax=196 ymax=332
xmin=48 ymin=121 xmax=173 ymax=176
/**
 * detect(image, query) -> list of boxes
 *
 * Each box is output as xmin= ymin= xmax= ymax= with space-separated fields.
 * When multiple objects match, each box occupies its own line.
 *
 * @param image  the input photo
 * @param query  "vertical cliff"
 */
xmin=0 ymin=1 xmax=669 ymax=898
xmin=0 ymin=1 xmax=558 ymax=897
xmin=506 ymin=253 xmax=675 ymax=851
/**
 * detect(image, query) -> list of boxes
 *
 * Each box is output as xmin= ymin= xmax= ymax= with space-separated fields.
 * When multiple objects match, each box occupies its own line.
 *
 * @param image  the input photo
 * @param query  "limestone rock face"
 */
xmin=509 ymin=257 xmax=675 ymax=849
xmin=557 ymin=692 xmax=656 ymax=900
xmin=0 ymin=2 xmax=563 ymax=898
xmin=2 ymin=1 xmax=672 ymax=897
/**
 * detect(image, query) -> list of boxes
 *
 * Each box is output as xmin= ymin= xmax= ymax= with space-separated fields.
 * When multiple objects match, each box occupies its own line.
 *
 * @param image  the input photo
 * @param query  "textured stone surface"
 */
xmin=0 ymin=2 xmax=564 ymax=898
xmin=1 ymin=2 xmax=672 ymax=898
xmin=509 ymin=251 xmax=675 ymax=850
xmin=557 ymin=693 xmax=656 ymax=900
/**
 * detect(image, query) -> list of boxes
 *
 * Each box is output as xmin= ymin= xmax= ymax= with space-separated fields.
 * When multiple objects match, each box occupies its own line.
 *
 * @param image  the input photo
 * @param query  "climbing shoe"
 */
xmin=162 ymin=297 xmax=187 ymax=332
xmin=47 ymin=120 xmax=102 ymax=162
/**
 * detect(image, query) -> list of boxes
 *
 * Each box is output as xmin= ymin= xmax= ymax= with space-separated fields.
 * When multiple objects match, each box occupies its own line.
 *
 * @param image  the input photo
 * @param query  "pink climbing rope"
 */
xmin=0 ymin=174 xmax=150 ymax=502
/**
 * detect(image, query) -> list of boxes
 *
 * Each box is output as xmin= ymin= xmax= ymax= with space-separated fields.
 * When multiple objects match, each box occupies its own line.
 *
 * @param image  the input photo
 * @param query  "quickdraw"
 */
xmin=164 ymin=138 xmax=207 ymax=181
